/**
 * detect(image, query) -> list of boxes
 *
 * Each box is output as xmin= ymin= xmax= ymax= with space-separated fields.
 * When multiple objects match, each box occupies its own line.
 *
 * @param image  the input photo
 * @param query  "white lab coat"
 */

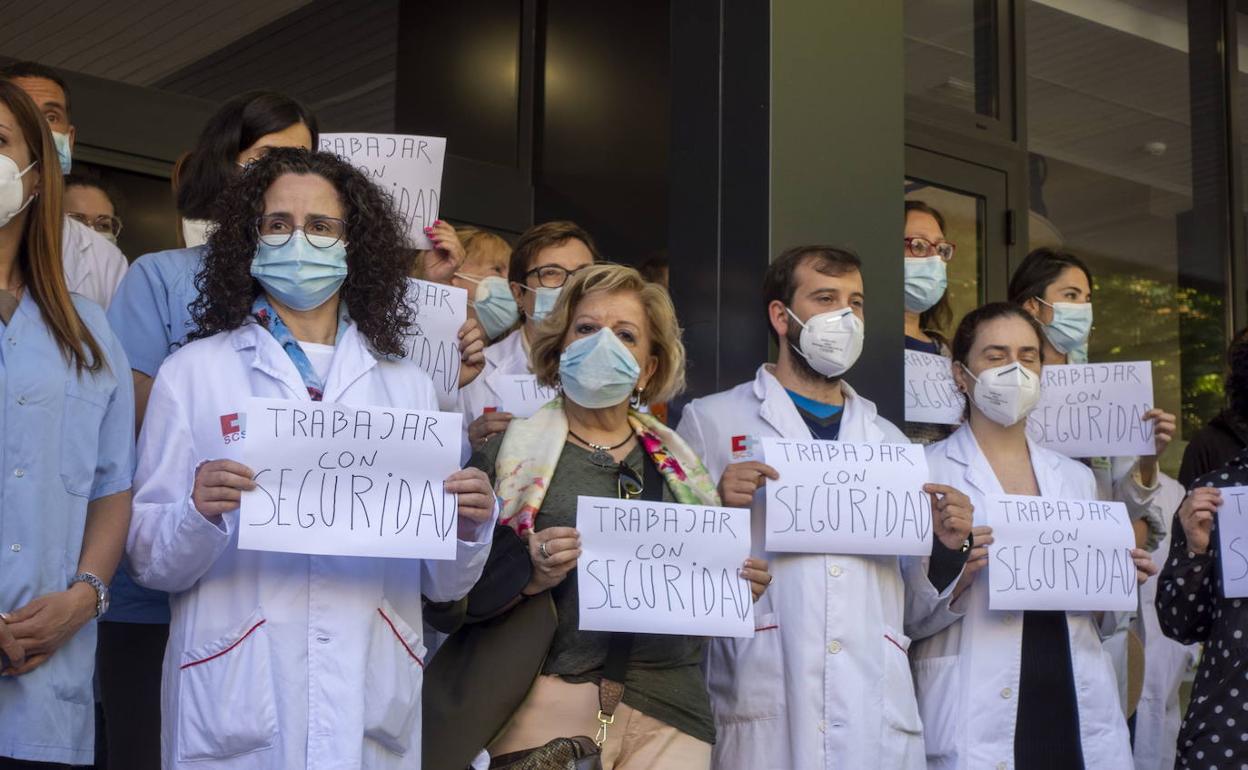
xmin=1132 ymin=474 xmax=1197 ymax=770
xmin=456 ymin=327 xmax=530 ymax=423
xmin=914 ymin=424 xmax=1132 ymax=770
xmin=127 ymin=320 xmax=494 ymax=770
xmin=677 ymin=365 xmax=955 ymax=770
xmin=62 ymin=217 xmax=127 ymax=309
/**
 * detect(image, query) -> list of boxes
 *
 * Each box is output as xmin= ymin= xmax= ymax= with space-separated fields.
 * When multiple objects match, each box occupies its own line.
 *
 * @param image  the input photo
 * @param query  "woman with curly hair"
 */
xmin=125 ymin=147 xmax=497 ymax=770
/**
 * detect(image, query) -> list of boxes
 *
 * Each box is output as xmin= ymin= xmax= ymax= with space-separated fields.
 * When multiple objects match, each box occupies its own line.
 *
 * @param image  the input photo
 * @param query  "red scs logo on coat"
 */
xmin=220 ymin=412 xmax=247 ymax=445
xmin=730 ymin=435 xmax=759 ymax=460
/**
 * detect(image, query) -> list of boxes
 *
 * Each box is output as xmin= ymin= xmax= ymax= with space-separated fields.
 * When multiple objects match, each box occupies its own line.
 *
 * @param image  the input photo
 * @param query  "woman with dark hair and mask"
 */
xmin=125 ymin=148 xmax=497 ymax=769
xmin=913 ymin=302 xmax=1155 ymax=769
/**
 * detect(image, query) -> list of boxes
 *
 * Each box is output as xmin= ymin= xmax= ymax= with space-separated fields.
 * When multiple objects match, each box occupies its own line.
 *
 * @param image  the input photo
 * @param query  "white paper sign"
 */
xmin=1026 ymin=361 xmax=1155 ymax=458
xmin=577 ymin=496 xmax=754 ymax=637
xmin=1215 ymin=486 xmax=1248 ymax=598
xmin=904 ymin=350 xmax=964 ymax=425
xmin=403 ymin=278 xmax=467 ymax=409
xmin=319 ymin=133 xmax=446 ymax=249
xmin=492 ymin=374 xmax=557 ymax=418
xmin=761 ymin=437 xmax=933 ymax=556
xmin=239 ymin=397 xmax=463 ymax=560
xmin=985 ymin=494 xmax=1137 ymax=611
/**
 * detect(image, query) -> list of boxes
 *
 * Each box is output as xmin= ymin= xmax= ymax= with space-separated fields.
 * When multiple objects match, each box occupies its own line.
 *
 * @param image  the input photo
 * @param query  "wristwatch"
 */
xmin=70 ymin=572 xmax=109 ymax=618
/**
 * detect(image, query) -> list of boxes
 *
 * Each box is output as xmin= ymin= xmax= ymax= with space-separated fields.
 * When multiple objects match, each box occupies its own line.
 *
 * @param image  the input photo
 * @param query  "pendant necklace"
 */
xmin=568 ymin=428 xmax=633 ymax=468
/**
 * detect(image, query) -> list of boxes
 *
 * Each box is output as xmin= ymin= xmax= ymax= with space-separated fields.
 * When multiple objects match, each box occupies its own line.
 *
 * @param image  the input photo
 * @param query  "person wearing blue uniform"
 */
xmin=0 ymin=80 xmax=134 ymax=769
xmin=99 ymin=90 xmax=318 ymax=770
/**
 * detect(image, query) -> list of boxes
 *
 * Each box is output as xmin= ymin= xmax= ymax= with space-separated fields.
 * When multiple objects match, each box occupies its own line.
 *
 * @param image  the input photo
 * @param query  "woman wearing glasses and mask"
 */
xmin=125 ymin=149 xmax=497 ymax=770
xmin=453 ymin=264 xmax=770 ymax=768
xmin=457 ymin=220 xmax=598 ymax=452
xmin=902 ymin=200 xmax=959 ymax=446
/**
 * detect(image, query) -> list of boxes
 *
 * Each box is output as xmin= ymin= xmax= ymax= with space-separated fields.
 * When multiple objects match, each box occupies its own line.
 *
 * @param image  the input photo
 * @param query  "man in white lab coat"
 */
xmin=677 ymin=245 xmax=973 ymax=770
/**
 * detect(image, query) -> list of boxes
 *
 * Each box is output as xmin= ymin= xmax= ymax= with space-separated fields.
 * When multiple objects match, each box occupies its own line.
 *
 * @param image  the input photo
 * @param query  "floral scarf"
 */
xmin=495 ymin=396 xmax=720 ymax=535
xmin=251 ymin=295 xmax=346 ymax=401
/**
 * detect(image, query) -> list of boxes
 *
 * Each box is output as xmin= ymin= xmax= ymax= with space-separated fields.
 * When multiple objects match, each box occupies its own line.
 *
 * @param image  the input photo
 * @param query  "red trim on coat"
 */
xmin=180 ymin=620 xmax=267 ymax=670
xmin=884 ymin=634 xmax=907 ymax=654
xmin=378 ymin=608 xmax=424 ymax=668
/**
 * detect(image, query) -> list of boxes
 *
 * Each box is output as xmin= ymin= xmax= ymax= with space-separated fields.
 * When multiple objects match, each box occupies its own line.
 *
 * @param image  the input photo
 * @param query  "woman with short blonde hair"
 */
xmin=434 ymin=262 xmax=770 ymax=768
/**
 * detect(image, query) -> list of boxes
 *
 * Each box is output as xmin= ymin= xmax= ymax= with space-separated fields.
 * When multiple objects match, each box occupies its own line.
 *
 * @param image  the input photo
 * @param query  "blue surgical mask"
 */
xmin=526 ymin=285 xmax=562 ymax=323
xmin=458 ymin=273 xmax=519 ymax=339
xmin=559 ymin=327 xmax=642 ymax=409
xmin=1036 ymin=298 xmax=1093 ymax=355
xmin=52 ymin=131 xmax=72 ymax=175
xmin=904 ymin=256 xmax=947 ymax=313
xmin=251 ymin=231 xmax=349 ymax=311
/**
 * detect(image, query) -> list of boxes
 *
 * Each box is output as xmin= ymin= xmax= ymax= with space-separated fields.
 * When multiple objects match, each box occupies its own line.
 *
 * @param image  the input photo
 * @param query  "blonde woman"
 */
xmin=464 ymin=264 xmax=771 ymax=768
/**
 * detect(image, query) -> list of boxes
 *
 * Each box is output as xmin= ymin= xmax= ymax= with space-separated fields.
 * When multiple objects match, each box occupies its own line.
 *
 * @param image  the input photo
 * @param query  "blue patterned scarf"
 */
xmin=251 ymin=295 xmax=346 ymax=401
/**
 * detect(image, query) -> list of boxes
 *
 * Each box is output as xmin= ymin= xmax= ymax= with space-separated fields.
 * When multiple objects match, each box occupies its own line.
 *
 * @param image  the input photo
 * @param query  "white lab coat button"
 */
xmin=829 ymin=565 xmax=843 ymax=577
xmin=997 ymin=762 xmax=1008 ymax=770
xmin=12 ymin=468 xmax=24 ymax=478
xmin=1000 ymin=687 xmax=1012 ymax=699
xmin=9 ymin=543 xmax=20 ymax=552
xmin=827 ymin=640 xmax=842 ymax=654
xmin=817 ymin=720 xmax=827 ymax=734
xmin=16 ymin=396 xmax=25 ymax=405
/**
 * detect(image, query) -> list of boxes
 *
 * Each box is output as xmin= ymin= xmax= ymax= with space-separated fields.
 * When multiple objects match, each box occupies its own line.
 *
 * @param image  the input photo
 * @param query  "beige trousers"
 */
xmin=489 ymin=675 xmax=712 ymax=769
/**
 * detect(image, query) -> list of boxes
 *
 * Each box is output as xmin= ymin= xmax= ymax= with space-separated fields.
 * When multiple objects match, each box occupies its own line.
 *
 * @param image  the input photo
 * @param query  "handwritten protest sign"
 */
xmin=761 ymin=437 xmax=932 ymax=556
xmin=492 ymin=374 xmax=557 ymax=418
xmin=320 ymin=133 xmax=446 ymax=249
xmin=404 ymin=278 xmax=467 ymax=410
xmin=986 ymin=494 xmax=1136 ymax=611
xmin=239 ymin=397 xmax=463 ymax=560
xmin=904 ymin=350 xmax=963 ymax=425
xmin=1026 ymin=361 xmax=1155 ymax=458
xmin=577 ymin=496 xmax=754 ymax=637
xmin=1215 ymin=486 xmax=1248 ymax=598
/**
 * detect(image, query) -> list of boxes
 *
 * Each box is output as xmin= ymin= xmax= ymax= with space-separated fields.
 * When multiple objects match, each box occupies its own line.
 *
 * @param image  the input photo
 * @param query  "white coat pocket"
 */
xmin=176 ymin=608 xmax=278 ymax=762
xmin=707 ymin=611 xmax=785 ymax=723
xmin=881 ymin=625 xmax=922 ymax=735
xmin=911 ymin=653 xmax=960 ymax=762
xmin=60 ymin=379 xmax=108 ymax=497
xmin=363 ymin=599 xmax=426 ymax=756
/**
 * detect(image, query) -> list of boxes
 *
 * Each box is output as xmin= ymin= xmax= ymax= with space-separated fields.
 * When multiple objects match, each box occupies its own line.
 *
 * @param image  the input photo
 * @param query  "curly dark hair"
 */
xmin=189 ymin=147 xmax=413 ymax=356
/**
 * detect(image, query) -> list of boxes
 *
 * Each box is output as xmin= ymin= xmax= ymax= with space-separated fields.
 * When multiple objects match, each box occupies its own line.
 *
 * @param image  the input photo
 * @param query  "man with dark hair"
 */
xmin=676 ymin=245 xmax=974 ymax=770
xmin=2 ymin=62 xmax=128 ymax=308
xmin=458 ymin=221 xmax=599 ymax=450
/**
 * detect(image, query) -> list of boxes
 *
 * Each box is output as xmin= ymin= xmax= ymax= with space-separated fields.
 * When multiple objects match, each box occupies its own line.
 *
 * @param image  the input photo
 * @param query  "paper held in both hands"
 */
xmin=238 ymin=396 xmax=464 ymax=560
xmin=985 ymin=494 xmax=1137 ymax=611
xmin=577 ymin=495 xmax=755 ymax=638
xmin=760 ymin=436 xmax=934 ymax=557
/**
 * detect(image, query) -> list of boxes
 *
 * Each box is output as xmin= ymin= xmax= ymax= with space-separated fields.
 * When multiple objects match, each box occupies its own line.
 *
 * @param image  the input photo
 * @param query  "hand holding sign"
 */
xmin=925 ymin=483 xmax=974 ymax=550
xmin=526 ymin=526 xmax=582 ymax=595
xmin=419 ymin=220 xmax=467 ymax=283
xmin=1180 ymin=486 xmax=1223 ymax=556
xmin=718 ymin=461 xmax=779 ymax=508
xmin=193 ymin=460 xmax=257 ymax=518
xmin=456 ymin=318 xmax=487 ymax=388
xmin=468 ymin=411 xmax=514 ymax=451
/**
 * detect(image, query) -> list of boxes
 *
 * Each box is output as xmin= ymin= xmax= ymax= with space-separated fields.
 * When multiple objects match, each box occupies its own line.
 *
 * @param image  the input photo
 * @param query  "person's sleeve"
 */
xmin=1114 ymin=461 xmax=1166 ymax=552
xmin=421 ymin=499 xmax=498 ymax=603
xmin=106 ymin=258 xmax=174 ymax=377
xmin=1155 ymin=510 xmax=1218 ymax=644
xmin=90 ymin=328 xmax=136 ymax=500
xmin=126 ymin=370 xmax=231 ymax=593
xmin=902 ymin=552 xmax=965 ymax=640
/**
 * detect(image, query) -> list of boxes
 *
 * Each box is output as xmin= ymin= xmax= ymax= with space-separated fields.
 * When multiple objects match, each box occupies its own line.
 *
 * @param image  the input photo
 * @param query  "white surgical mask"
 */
xmin=457 ymin=273 xmax=520 ymax=339
xmin=961 ymin=361 xmax=1041 ymax=427
xmin=0 ymin=155 xmax=37 ymax=228
xmin=786 ymin=306 xmax=864 ymax=378
xmin=559 ymin=327 xmax=642 ymax=409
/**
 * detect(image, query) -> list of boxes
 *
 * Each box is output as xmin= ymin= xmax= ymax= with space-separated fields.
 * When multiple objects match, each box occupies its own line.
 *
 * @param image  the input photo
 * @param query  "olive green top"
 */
xmin=470 ymin=436 xmax=715 ymax=745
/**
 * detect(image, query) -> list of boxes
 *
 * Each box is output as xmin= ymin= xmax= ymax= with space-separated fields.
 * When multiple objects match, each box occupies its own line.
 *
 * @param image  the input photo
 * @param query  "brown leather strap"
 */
xmin=598 ymin=632 xmax=633 ymax=717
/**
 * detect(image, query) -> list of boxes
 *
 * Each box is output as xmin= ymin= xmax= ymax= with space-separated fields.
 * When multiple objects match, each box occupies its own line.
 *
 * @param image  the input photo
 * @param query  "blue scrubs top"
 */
xmin=0 ymin=293 xmax=135 ymax=765
xmin=104 ymin=246 xmax=204 ymax=624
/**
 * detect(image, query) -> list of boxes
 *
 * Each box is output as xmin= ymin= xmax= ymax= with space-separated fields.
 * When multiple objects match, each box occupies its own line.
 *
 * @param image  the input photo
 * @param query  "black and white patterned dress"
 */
xmin=1157 ymin=448 xmax=1248 ymax=768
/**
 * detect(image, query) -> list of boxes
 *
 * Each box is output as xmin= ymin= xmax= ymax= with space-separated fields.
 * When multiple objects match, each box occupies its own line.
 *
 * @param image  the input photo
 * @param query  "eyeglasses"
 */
xmin=68 ymin=212 xmax=123 ymax=238
xmin=904 ymin=236 xmax=956 ymax=261
xmin=256 ymin=214 xmax=347 ymax=248
xmin=617 ymin=462 xmax=644 ymax=500
xmin=524 ymin=264 xmax=589 ymax=289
